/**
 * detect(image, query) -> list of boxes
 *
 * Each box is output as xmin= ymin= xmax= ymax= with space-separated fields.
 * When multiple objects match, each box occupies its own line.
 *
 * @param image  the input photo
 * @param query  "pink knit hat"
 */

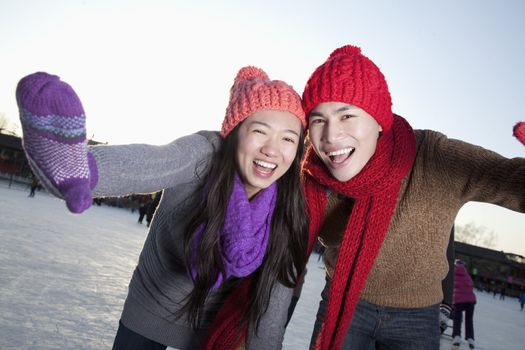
xmin=221 ymin=66 xmax=306 ymax=137
xmin=302 ymin=45 xmax=393 ymax=132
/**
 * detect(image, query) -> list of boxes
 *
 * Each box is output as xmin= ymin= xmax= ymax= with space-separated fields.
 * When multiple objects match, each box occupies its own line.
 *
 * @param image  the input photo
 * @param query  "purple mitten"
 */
xmin=16 ymin=72 xmax=97 ymax=213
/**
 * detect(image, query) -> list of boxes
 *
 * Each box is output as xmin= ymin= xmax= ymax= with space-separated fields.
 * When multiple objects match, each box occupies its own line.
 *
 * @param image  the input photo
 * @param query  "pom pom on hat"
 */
xmin=221 ymin=66 xmax=306 ymax=137
xmin=234 ymin=66 xmax=269 ymax=83
xmin=328 ymin=45 xmax=362 ymax=60
xmin=302 ymin=44 xmax=393 ymax=131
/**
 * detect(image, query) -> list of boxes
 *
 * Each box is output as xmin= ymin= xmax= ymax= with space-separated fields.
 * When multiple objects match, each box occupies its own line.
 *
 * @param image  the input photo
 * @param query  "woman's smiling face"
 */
xmin=236 ymin=110 xmax=302 ymax=198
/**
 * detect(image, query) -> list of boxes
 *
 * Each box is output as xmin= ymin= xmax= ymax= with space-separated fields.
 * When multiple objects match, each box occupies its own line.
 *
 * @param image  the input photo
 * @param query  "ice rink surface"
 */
xmin=1 ymin=183 xmax=524 ymax=349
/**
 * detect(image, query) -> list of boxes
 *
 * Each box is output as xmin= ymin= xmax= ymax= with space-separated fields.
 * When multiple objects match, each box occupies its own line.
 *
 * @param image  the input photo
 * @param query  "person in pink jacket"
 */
xmin=452 ymin=259 xmax=477 ymax=349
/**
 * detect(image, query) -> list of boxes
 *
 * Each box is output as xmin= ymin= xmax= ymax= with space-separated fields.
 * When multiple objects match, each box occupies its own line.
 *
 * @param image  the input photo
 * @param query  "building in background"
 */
xmin=0 ymin=133 xmax=156 ymax=211
xmin=0 ymin=133 xmax=31 ymax=186
xmin=455 ymin=241 xmax=525 ymax=297
xmin=0 ymin=133 xmax=104 ymax=187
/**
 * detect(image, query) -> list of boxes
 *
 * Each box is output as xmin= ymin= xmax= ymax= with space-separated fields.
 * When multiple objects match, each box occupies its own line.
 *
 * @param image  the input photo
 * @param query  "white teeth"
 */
xmin=254 ymin=159 xmax=277 ymax=169
xmin=327 ymin=147 xmax=354 ymax=156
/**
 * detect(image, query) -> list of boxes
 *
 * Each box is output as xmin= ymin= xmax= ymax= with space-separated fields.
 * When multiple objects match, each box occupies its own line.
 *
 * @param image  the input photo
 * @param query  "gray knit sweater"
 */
xmin=88 ymin=130 xmax=291 ymax=349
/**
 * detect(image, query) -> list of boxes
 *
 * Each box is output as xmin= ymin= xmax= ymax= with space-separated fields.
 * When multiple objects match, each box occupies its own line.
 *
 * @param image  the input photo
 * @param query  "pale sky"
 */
xmin=1 ymin=0 xmax=524 ymax=255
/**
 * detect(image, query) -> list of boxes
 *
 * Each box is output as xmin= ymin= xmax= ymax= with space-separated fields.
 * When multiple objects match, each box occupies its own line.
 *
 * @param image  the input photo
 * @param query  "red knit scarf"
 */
xmin=202 ymin=278 xmax=250 ymax=349
xmin=203 ymin=115 xmax=415 ymax=350
xmin=303 ymin=115 xmax=416 ymax=350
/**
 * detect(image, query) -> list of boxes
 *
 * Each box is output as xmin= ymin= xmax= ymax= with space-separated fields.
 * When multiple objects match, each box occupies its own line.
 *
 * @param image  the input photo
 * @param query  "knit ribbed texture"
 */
xmin=318 ymin=129 xmax=525 ymax=311
xmin=192 ymin=173 xmax=277 ymax=288
xmin=221 ymin=66 xmax=306 ymax=137
xmin=316 ymin=193 xmax=354 ymax=274
xmin=312 ymin=128 xmax=525 ymax=348
xmin=302 ymin=45 xmax=393 ymax=131
xmin=202 ymin=273 xmax=294 ymax=350
xmin=303 ymin=115 xmax=416 ymax=350
xmin=90 ymin=132 xmax=291 ymax=349
xmin=16 ymin=72 xmax=97 ymax=213
xmin=202 ymin=279 xmax=250 ymax=349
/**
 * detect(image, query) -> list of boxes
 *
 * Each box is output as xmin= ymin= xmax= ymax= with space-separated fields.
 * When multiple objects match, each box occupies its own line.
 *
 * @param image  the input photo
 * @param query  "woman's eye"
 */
xmin=253 ymin=129 xmax=265 ymax=134
xmin=283 ymin=137 xmax=296 ymax=144
xmin=342 ymin=114 xmax=355 ymax=120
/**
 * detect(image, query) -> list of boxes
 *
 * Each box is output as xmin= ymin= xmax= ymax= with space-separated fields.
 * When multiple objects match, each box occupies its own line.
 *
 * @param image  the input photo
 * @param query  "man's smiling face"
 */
xmin=308 ymin=102 xmax=382 ymax=182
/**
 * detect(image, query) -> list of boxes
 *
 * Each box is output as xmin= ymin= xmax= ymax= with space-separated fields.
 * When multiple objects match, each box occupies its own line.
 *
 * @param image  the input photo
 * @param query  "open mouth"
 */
xmin=326 ymin=147 xmax=355 ymax=164
xmin=253 ymin=159 xmax=277 ymax=174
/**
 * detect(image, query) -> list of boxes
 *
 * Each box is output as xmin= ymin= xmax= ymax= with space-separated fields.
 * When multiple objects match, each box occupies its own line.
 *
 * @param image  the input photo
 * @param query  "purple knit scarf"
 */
xmin=192 ymin=172 xmax=277 ymax=288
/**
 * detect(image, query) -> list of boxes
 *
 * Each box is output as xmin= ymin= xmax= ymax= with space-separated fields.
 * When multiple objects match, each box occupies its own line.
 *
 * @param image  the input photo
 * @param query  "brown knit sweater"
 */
xmin=319 ymin=129 xmax=525 ymax=308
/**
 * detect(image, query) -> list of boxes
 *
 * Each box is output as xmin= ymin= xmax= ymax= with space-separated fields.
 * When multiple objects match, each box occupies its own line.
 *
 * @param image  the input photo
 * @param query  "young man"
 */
xmin=300 ymin=45 xmax=525 ymax=350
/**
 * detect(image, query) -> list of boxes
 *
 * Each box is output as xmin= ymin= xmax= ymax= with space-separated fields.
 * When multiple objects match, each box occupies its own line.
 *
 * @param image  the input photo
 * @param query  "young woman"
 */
xmin=16 ymin=66 xmax=309 ymax=349
xmin=299 ymin=45 xmax=525 ymax=349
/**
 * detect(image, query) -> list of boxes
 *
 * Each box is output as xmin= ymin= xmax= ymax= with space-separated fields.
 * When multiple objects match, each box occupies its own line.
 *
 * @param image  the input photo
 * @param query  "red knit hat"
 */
xmin=302 ymin=45 xmax=393 ymax=131
xmin=221 ymin=66 xmax=306 ymax=137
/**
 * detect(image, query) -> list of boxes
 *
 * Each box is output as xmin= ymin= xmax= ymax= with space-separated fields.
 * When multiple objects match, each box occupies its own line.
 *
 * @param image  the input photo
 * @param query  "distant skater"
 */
xmin=452 ymin=260 xmax=476 ymax=349
xmin=136 ymin=195 xmax=152 ymax=224
xmin=145 ymin=191 xmax=162 ymax=227
xmin=28 ymin=177 xmax=39 ymax=197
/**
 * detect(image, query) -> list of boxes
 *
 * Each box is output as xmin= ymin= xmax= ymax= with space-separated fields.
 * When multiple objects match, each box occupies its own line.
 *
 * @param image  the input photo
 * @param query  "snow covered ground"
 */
xmin=286 ymin=252 xmax=525 ymax=350
xmin=1 ymin=182 xmax=524 ymax=349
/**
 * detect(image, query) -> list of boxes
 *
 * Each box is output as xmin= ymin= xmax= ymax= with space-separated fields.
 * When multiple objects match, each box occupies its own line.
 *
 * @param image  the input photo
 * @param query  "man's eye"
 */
xmin=253 ymin=129 xmax=265 ymax=134
xmin=342 ymin=114 xmax=355 ymax=120
xmin=310 ymin=119 xmax=325 ymax=124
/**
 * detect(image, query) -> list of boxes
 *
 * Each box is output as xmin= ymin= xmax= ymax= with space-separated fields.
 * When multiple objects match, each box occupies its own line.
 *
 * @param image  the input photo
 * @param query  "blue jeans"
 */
xmin=311 ymin=279 xmax=440 ymax=350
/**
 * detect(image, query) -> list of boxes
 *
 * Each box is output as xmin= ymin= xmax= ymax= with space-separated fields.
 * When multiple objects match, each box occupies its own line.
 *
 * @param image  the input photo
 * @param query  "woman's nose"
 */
xmin=260 ymin=138 xmax=279 ymax=157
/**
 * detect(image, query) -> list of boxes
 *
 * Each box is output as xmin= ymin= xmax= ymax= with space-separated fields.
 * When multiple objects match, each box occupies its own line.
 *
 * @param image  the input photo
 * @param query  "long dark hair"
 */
xmin=181 ymin=123 xmax=308 ymax=331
